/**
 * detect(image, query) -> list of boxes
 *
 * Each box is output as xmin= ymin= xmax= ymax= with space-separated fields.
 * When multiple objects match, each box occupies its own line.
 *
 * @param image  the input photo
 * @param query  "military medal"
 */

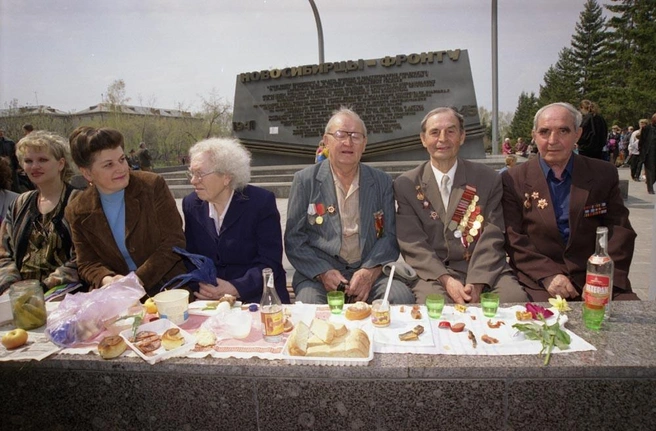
xmin=327 ymin=205 xmax=336 ymax=214
xmin=415 ymin=185 xmax=425 ymax=201
xmin=374 ymin=210 xmax=385 ymax=238
xmin=315 ymin=203 xmax=326 ymax=225
xmin=307 ymin=203 xmax=317 ymax=225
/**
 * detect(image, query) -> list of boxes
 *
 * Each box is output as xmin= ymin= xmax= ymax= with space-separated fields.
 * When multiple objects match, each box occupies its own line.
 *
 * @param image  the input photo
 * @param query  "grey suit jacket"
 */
xmin=285 ymin=161 xmax=400 ymax=285
xmin=394 ymin=158 xmax=510 ymax=287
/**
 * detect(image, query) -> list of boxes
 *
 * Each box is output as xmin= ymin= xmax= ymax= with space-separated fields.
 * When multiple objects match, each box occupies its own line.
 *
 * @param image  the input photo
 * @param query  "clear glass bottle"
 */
xmin=582 ymin=227 xmax=614 ymax=330
xmin=259 ymin=268 xmax=283 ymax=342
xmin=9 ymin=280 xmax=47 ymax=330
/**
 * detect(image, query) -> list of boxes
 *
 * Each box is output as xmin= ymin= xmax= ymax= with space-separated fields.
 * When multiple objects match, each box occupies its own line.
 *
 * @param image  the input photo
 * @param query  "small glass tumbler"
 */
xmin=327 ymin=291 xmax=345 ymax=314
xmin=425 ymin=294 xmax=445 ymax=319
xmin=9 ymin=280 xmax=47 ymax=330
xmin=371 ymin=299 xmax=391 ymax=327
xmin=480 ymin=292 xmax=500 ymax=318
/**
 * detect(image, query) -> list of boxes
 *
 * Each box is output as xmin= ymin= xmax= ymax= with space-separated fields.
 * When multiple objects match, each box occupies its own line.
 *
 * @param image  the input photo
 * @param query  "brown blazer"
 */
xmin=394 ymin=159 xmax=522 ymax=302
xmin=501 ymin=154 xmax=637 ymax=301
xmin=65 ymin=170 xmax=186 ymax=295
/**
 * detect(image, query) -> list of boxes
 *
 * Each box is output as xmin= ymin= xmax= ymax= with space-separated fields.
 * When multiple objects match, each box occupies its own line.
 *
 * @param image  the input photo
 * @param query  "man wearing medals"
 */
xmin=394 ymin=107 xmax=527 ymax=305
xmin=285 ymin=107 xmax=415 ymax=305
xmin=501 ymin=102 xmax=639 ymax=302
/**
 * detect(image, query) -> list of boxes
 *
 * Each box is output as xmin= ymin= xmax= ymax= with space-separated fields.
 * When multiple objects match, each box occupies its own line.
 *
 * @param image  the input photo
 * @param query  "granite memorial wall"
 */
xmin=232 ymin=49 xmax=485 ymax=165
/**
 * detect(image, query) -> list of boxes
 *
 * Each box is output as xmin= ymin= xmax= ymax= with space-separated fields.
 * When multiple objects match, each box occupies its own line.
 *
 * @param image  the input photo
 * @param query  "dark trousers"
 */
xmin=629 ymin=155 xmax=642 ymax=180
xmin=646 ymin=167 xmax=655 ymax=193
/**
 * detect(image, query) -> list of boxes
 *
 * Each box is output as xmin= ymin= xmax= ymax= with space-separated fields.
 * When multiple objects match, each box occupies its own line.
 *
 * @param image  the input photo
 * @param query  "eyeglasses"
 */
xmin=186 ymin=170 xmax=215 ymax=181
xmin=326 ymin=130 xmax=366 ymax=144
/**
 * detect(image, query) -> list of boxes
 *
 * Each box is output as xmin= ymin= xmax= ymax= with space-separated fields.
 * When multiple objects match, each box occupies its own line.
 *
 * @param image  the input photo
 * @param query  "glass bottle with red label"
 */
xmin=582 ymin=227 xmax=613 ymax=330
xmin=260 ymin=268 xmax=283 ymax=342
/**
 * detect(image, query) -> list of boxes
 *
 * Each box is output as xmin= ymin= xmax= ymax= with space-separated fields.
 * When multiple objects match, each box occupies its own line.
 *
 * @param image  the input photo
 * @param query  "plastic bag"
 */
xmin=158 ymin=246 xmax=217 ymax=291
xmin=45 ymin=272 xmax=146 ymax=347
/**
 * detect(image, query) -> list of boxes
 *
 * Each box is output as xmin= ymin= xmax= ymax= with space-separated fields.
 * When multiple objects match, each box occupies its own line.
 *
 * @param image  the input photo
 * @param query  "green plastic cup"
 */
xmin=480 ymin=292 xmax=500 ymax=318
xmin=327 ymin=290 xmax=345 ymax=314
xmin=425 ymin=294 xmax=445 ymax=319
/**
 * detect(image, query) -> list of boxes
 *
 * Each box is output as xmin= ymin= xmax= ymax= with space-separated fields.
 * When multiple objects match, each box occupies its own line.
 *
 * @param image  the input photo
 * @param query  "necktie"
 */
xmin=440 ymin=175 xmax=450 ymax=209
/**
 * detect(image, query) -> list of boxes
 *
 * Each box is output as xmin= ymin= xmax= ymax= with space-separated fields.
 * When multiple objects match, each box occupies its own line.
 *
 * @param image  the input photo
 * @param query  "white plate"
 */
xmin=371 ymin=306 xmax=434 ymax=347
xmin=188 ymin=300 xmax=243 ymax=316
xmin=120 ymin=319 xmax=195 ymax=365
xmin=281 ymin=326 xmax=374 ymax=366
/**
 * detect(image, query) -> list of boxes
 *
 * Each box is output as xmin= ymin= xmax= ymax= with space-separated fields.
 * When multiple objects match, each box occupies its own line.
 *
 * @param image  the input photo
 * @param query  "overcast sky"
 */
xmin=1 ymin=0 xmax=594 ymax=115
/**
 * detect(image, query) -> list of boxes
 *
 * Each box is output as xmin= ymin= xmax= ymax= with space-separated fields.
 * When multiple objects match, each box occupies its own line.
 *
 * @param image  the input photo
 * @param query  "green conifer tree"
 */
xmin=509 ymin=92 xmax=539 ymax=145
xmin=570 ymin=0 xmax=607 ymax=97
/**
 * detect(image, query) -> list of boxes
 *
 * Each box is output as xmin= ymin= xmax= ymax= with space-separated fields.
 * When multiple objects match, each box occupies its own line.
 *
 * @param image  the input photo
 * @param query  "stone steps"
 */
xmin=163 ymin=156 xmax=511 ymax=199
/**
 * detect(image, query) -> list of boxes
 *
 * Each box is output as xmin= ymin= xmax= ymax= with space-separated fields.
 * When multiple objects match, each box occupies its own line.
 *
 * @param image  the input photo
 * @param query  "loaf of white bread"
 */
xmin=288 ymin=319 xmax=370 ymax=358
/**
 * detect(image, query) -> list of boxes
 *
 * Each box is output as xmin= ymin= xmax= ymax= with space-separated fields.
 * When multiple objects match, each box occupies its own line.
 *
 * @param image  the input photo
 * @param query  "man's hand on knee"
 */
xmin=440 ymin=274 xmax=469 ymax=304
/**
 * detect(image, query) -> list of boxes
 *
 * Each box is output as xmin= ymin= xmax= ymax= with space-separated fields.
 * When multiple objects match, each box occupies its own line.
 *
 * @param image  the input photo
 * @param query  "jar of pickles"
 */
xmin=9 ymin=280 xmax=47 ymax=330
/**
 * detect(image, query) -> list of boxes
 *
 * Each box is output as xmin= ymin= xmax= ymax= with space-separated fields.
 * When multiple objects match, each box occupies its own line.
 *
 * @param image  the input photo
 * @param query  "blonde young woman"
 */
xmin=0 ymin=131 xmax=81 ymax=294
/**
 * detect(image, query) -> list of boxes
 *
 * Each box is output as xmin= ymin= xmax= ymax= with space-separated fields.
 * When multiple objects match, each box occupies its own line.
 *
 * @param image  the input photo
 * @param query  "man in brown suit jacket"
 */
xmin=502 ymin=102 xmax=639 ymax=302
xmin=394 ymin=107 xmax=527 ymax=305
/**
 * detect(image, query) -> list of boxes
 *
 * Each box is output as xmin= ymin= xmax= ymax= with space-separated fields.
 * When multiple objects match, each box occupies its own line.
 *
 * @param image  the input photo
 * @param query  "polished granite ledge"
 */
xmin=1 ymin=301 xmax=655 ymax=430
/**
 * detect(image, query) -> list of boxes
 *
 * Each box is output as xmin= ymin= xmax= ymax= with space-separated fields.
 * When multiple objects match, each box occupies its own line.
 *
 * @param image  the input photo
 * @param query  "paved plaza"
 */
xmin=176 ymin=164 xmax=656 ymax=301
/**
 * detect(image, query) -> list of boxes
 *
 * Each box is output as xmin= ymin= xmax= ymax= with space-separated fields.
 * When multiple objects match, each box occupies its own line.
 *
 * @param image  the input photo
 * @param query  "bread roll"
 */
xmin=288 ymin=321 xmax=310 ymax=356
xmin=161 ymin=328 xmax=185 ymax=351
xmin=310 ymin=318 xmax=335 ymax=344
xmin=133 ymin=331 xmax=161 ymax=353
xmin=345 ymin=302 xmax=371 ymax=320
xmin=98 ymin=335 xmax=127 ymax=359
xmin=218 ymin=294 xmax=236 ymax=307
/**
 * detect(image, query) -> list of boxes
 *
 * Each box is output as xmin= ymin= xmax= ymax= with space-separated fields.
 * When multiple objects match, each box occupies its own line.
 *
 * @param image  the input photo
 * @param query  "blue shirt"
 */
xmin=539 ymin=155 xmax=573 ymax=244
xmin=99 ymin=189 xmax=138 ymax=271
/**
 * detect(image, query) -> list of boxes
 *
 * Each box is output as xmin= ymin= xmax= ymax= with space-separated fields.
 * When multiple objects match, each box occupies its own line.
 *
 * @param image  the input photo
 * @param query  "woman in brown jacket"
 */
xmin=65 ymin=127 xmax=185 ymax=296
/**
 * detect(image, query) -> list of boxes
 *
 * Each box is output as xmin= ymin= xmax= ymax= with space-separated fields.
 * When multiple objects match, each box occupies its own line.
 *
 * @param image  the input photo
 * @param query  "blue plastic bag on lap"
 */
xmin=158 ymin=247 xmax=217 ymax=291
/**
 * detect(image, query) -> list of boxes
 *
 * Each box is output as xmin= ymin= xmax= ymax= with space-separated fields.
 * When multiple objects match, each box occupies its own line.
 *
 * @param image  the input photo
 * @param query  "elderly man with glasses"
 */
xmin=285 ymin=107 xmax=414 ymax=305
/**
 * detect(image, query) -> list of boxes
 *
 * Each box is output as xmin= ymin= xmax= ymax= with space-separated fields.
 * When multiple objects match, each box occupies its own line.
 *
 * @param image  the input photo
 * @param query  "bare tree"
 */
xmin=199 ymin=89 xmax=232 ymax=138
xmin=103 ymin=79 xmax=131 ymax=109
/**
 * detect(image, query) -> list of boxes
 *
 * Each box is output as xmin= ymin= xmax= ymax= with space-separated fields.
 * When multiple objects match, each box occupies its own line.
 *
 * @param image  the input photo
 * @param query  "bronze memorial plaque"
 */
xmin=233 ymin=49 xmax=484 ymax=165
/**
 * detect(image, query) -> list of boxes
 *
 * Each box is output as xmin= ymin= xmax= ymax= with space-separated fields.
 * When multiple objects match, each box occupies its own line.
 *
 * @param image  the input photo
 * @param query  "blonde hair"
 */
xmin=16 ymin=130 xmax=75 ymax=182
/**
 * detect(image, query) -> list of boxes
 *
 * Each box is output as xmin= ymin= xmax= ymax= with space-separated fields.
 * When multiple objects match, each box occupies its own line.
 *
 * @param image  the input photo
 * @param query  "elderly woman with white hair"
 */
xmin=183 ymin=137 xmax=290 ymax=304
